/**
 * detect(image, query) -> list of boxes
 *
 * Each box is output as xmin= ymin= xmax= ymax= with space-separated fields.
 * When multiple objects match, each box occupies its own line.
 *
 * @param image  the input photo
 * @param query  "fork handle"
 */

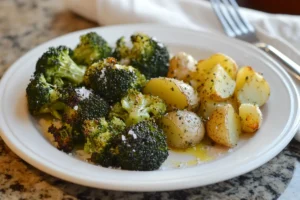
xmin=256 ymin=42 xmax=300 ymax=80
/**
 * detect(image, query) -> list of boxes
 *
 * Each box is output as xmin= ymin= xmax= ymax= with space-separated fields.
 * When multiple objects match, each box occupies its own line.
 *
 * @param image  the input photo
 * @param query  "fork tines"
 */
xmin=210 ymin=0 xmax=255 ymax=37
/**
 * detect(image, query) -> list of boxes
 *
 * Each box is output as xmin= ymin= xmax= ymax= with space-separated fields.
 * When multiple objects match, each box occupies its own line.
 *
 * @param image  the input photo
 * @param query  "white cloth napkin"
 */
xmin=64 ymin=0 xmax=300 ymax=141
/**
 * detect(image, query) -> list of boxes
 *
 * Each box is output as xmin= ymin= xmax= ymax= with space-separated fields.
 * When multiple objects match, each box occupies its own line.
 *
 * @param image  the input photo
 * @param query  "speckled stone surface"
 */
xmin=0 ymin=0 xmax=300 ymax=199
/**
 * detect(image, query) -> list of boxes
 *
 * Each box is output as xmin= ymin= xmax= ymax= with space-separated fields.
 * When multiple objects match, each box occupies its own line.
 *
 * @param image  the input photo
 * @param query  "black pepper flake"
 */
xmin=40 ymin=194 xmax=52 ymax=199
xmin=10 ymin=183 xmax=24 ymax=192
xmin=4 ymin=174 xmax=12 ymax=180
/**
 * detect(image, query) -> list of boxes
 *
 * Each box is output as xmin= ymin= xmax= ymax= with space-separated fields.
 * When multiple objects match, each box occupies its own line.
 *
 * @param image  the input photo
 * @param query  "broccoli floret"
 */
xmin=58 ymin=86 xmax=110 ymax=122
xmin=26 ymin=73 xmax=63 ymax=118
xmin=83 ymin=118 xmax=109 ymax=154
xmin=59 ymin=86 xmax=81 ymax=108
xmin=83 ymin=117 xmax=126 ymax=154
xmin=73 ymin=32 xmax=112 ymax=66
xmin=113 ymin=37 xmax=130 ymax=64
xmin=48 ymin=123 xmax=74 ymax=152
xmin=54 ymin=86 xmax=81 ymax=123
xmin=83 ymin=57 xmax=116 ymax=87
xmin=57 ymin=105 xmax=82 ymax=145
xmin=91 ymin=120 xmax=169 ymax=171
xmin=109 ymin=90 xmax=167 ymax=126
xmin=62 ymin=86 xmax=110 ymax=143
xmin=108 ymin=117 xmax=127 ymax=134
xmin=46 ymin=86 xmax=110 ymax=150
xmin=78 ymin=92 xmax=110 ymax=122
xmin=35 ymin=46 xmax=86 ymax=86
xmin=84 ymin=57 xmax=146 ymax=104
xmin=61 ymin=105 xmax=79 ymax=124
xmin=113 ymin=33 xmax=170 ymax=79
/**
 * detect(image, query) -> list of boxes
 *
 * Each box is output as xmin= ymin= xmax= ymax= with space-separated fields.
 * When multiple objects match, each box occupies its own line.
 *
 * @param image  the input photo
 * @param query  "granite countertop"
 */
xmin=1 ymin=0 xmax=300 ymax=199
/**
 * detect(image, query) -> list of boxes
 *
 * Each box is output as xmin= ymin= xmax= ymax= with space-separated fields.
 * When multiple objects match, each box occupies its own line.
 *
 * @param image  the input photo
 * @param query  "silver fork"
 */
xmin=211 ymin=0 xmax=300 ymax=80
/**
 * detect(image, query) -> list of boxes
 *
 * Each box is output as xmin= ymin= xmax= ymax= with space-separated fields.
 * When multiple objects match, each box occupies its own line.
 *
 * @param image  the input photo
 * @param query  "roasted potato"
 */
xmin=160 ymin=110 xmax=205 ymax=149
xmin=235 ymin=66 xmax=270 ymax=106
xmin=200 ymin=64 xmax=236 ymax=101
xmin=143 ymin=77 xmax=199 ymax=111
xmin=191 ymin=53 xmax=238 ymax=91
xmin=239 ymin=103 xmax=263 ymax=133
xmin=167 ymin=52 xmax=197 ymax=83
xmin=197 ymin=97 xmax=238 ymax=120
xmin=206 ymin=104 xmax=241 ymax=147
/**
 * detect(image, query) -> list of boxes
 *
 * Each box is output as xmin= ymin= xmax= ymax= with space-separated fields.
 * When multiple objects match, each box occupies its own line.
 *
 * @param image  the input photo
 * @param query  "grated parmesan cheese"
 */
xmin=75 ymin=87 xmax=92 ymax=100
xmin=157 ymin=42 xmax=164 ymax=48
xmin=99 ymin=68 xmax=106 ymax=79
xmin=121 ymin=135 xmax=126 ymax=141
xmin=128 ymin=130 xmax=137 ymax=139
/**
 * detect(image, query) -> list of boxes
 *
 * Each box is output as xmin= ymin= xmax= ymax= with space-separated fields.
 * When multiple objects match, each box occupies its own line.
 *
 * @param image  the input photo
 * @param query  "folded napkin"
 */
xmin=64 ymin=0 xmax=300 ymax=141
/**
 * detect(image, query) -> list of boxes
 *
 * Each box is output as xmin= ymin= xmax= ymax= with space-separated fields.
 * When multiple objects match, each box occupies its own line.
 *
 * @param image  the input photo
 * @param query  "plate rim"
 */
xmin=0 ymin=23 xmax=300 ymax=191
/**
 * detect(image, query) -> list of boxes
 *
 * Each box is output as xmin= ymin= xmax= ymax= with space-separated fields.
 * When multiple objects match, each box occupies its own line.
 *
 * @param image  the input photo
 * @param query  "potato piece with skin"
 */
xmin=239 ymin=103 xmax=263 ymax=133
xmin=143 ymin=77 xmax=199 ymax=111
xmin=197 ymin=97 xmax=238 ymax=121
xmin=206 ymin=104 xmax=241 ymax=147
xmin=200 ymin=64 xmax=236 ymax=101
xmin=191 ymin=53 xmax=238 ymax=91
xmin=160 ymin=110 xmax=205 ymax=149
xmin=167 ymin=52 xmax=197 ymax=83
xmin=235 ymin=66 xmax=270 ymax=106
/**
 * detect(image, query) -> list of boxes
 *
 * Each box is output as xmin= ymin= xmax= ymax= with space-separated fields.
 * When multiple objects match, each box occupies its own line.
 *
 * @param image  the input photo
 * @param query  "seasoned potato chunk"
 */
xmin=197 ymin=97 xmax=238 ymax=120
xmin=206 ymin=104 xmax=241 ymax=147
xmin=235 ymin=66 xmax=270 ymax=106
xmin=167 ymin=52 xmax=197 ymax=83
xmin=160 ymin=110 xmax=205 ymax=149
xmin=191 ymin=53 xmax=238 ymax=91
xmin=143 ymin=77 xmax=199 ymax=111
xmin=200 ymin=65 xmax=236 ymax=101
xmin=239 ymin=103 xmax=263 ymax=133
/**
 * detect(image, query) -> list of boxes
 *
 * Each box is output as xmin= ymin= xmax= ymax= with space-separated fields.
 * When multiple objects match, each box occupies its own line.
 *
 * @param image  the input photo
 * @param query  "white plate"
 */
xmin=0 ymin=24 xmax=299 ymax=192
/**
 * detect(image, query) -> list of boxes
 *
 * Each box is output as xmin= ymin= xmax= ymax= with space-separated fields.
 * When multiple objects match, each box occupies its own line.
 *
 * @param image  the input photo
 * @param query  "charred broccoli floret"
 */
xmin=84 ymin=57 xmax=146 ymax=104
xmin=109 ymin=90 xmax=167 ymax=126
xmin=35 ymin=46 xmax=86 ymax=86
xmin=47 ymin=86 xmax=111 ymax=151
xmin=91 ymin=120 xmax=169 ymax=171
xmin=26 ymin=73 xmax=62 ymax=118
xmin=83 ymin=117 xmax=126 ymax=154
xmin=64 ymin=86 xmax=111 ymax=141
xmin=55 ymin=86 xmax=80 ymax=122
xmin=61 ymin=105 xmax=79 ymax=125
xmin=48 ymin=123 xmax=74 ymax=153
xmin=59 ymin=86 xmax=81 ymax=108
xmin=73 ymin=32 xmax=112 ymax=66
xmin=113 ymin=33 xmax=170 ymax=79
